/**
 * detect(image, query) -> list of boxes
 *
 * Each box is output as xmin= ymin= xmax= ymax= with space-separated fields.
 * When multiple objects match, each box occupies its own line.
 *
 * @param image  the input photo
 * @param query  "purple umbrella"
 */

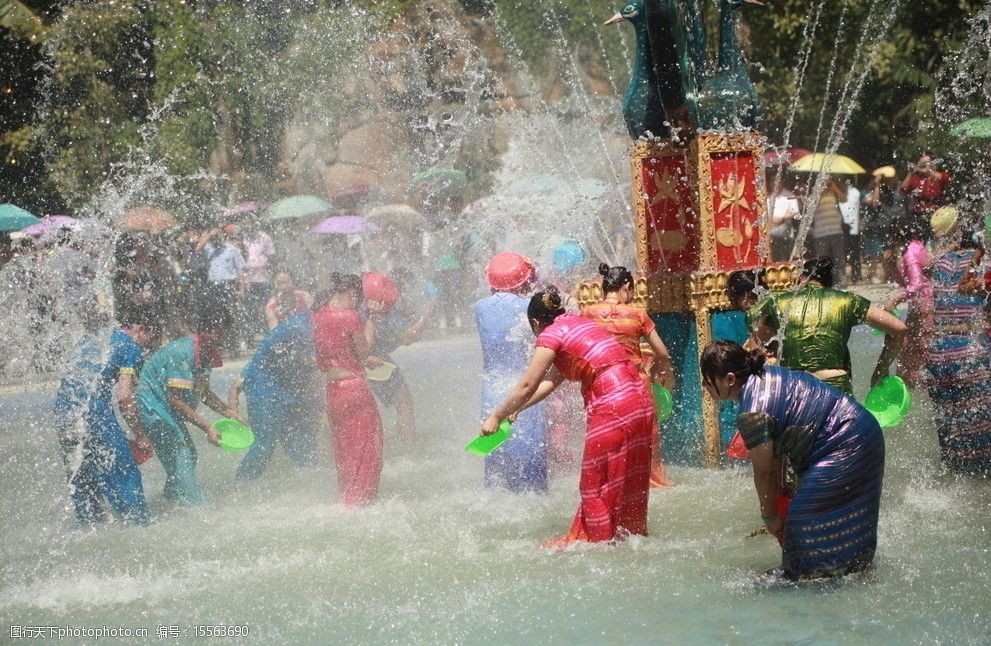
xmin=20 ymin=215 xmax=79 ymax=236
xmin=309 ymin=215 xmax=379 ymax=235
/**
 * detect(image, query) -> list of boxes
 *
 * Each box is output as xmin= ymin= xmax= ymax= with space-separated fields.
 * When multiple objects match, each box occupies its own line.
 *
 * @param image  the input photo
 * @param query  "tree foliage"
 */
xmin=0 ymin=0 xmax=985 ymax=213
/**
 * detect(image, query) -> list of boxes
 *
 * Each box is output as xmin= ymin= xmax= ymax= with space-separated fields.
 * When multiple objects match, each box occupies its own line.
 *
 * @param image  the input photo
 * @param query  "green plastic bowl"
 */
xmin=864 ymin=376 xmax=909 ymax=429
xmin=465 ymin=420 xmax=512 ymax=456
xmin=652 ymin=384 xmax=674 ymax=423
xmin=213 ymin=419 xmax=256 ymax=452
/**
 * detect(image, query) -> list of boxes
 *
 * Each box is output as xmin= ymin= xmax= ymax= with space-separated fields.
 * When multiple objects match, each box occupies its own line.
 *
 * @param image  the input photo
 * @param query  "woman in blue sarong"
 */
xmin=54 ymin=324 xmax=159 ymax=526
xmin=474 ymin=252 xmax=547 ymax=493
xmin=701 ymin=341 xmax=885 ymax=580
xmin=228 ymin=309 xmax=321 ymax=481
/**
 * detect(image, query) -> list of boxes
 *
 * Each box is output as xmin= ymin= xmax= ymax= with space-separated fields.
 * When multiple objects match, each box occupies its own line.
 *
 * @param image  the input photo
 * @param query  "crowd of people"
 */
xmin=767 ymin=152 xmax=965 ymax=287
xmin=7 ymin=152 xmax=988 ymax=585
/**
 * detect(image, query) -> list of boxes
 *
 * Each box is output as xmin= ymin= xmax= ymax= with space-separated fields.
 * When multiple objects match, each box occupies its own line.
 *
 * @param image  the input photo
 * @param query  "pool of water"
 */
xmin=0 ymin=331 xmax=988 ymax=643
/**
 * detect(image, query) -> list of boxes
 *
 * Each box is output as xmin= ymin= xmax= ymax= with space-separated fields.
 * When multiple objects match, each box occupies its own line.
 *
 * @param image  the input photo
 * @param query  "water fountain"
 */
xmin=1 ymin=1 xmax=990 ymax=641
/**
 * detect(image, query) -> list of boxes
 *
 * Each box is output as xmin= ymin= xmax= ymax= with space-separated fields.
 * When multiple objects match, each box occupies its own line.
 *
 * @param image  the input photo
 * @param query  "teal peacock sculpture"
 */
xmin=684 ymin=0 xmax=707 ymax=89
xmin=697 ymin=0 xmax=763 ymax=131
xmin=606 ymin=0 xmax=669 ymax=139
xmin=642 ymin=0 xmax=700 ymax=133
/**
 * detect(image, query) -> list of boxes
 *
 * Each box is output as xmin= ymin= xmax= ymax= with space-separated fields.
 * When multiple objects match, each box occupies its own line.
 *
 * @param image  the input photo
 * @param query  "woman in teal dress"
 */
xmin=135 ymin=308 xmax=246 ymax=506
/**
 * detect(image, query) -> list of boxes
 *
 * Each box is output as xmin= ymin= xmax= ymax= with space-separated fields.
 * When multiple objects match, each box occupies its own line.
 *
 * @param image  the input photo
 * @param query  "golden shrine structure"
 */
xmin=624 ymin=133 xmax=792 ymax=468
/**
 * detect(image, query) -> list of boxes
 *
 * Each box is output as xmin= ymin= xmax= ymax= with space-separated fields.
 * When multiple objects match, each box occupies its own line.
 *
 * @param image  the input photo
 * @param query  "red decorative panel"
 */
xmin=631 ymin=144 xmax=700 ymax=275
xmin=709 ymin=151 xmax=761 ymax=270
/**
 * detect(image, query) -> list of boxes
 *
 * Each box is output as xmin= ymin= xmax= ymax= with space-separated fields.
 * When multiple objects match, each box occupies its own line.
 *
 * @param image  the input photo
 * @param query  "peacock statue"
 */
xmin=697 ymin=0 xmax=763 ymax=131
xmin=684 ymin=0 xmax=707 ymax=89
xmin=642 ymin=0 xmax=701 ymax=133
xmin=606 ymin=0 xmax=669 ymax=139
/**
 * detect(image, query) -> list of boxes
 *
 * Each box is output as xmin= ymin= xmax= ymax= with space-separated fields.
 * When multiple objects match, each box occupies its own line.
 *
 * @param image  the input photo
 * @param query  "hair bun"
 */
xmin=747 ymin=348 xmax=767 ymax=373
xmin=541 ymin=284 xmax=563 ymax=310
xmin=598 ymin=263 xmax=610 ymax=277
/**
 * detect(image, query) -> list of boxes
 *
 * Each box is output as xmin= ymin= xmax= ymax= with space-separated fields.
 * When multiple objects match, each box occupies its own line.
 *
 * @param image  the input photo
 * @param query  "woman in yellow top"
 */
xmin=581 ymin=264 xmax=676 ymax=488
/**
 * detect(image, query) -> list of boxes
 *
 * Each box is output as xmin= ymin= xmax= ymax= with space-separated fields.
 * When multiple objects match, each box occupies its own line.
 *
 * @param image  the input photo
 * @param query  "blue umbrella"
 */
xmin=0 ymin=204 xmax=41 ymax=233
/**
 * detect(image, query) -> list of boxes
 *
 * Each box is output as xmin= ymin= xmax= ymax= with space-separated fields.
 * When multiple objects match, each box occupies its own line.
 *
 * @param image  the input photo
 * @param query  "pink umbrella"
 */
xmin=20 ymin=215 xmax=79 ymax=236
xmin=309 ymin=215 xmax=379 ymax=235
xmin=331 ymin=184 xmax=370 ymax=200
xmin=221 ymin=201 xmax=265 ymax=219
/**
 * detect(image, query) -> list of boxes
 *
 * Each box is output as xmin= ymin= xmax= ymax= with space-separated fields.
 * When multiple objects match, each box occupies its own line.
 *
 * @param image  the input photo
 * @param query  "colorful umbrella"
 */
xmin=20 ymin=215 xmax=79 ymax=236
xmin=221 ymin=201 xmax=265 ymax=219
xmin=790 ymin=152 xmax=866 ymax=175
xmin=949 ymin=117 xmax=991 ymax=139
xmin=331 ymin=184 xmax=371 ymax=208
xmin=505 ymin=175 xmax=564 ymax=196
xmin=309 ymin=215 xmax=379 ymax=235
xmin=871 ymin=166 xmax=897 ymax=178
xmin=123 ymin=207 xmax=178 ymax=233
xmin=264 ymin=195 xmax=332 ymax=221
xmin=411 ymin=167 xmax=467 ymax=189
xmin=0 ymin=204 xmax=41 ymax=233
xmin=365 ymin=204 xmax=421 ymax=228
xmin=764 ymin=147 xmax=810 ymax=167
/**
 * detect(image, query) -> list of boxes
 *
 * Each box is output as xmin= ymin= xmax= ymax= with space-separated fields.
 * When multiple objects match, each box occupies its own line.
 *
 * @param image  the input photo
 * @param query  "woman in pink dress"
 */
xmin=480 ymin=286 xmax=654 ymax=546
xmin=312 ymin=274 xmax=383 ymax=506
xmin=886 ymin=240 xmax=933 ymax=388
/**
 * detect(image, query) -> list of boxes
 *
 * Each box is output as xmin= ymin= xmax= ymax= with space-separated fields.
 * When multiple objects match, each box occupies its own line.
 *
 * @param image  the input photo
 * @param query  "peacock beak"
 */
xmin=604 ymin=12 xmax=624 ymax=26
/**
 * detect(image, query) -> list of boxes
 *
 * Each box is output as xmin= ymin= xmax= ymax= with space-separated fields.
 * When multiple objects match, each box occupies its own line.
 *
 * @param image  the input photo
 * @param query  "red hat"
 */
xmin=485 ymin=252 xmax=534 ymax=291
xmin=363 ymin=272 xmax=399 ymax=312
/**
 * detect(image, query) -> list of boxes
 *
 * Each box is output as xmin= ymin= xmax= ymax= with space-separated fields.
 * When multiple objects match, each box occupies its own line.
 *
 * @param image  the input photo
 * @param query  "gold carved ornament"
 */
xmin=691 ymin=133 xmax=769 ymax=271
xmin=629 ymin=140 xmax=690 ymax=274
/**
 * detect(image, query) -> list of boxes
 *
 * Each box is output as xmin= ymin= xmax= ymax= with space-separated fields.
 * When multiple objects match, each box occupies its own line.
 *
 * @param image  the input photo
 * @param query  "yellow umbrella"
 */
xmin=790 ymin=153 xmax=866 ymax=175
xmin=871 ymin=165 xmax=896 ymax=178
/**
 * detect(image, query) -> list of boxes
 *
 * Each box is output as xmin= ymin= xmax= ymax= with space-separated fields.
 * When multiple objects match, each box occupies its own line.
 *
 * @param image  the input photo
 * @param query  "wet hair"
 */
xmin=726 ymin=269 xmax=767 ymax=304
xmin=802 ymin=256 xmax=834 ymax=288
xmin=527 ymin=285 xmax=566 ymax=326
xmin=312 ymin=273 xmax=361 ymax=310
xmin=599 ymin=263 xmax=634 ymax=295
xmin=123 ymin=307 xmax=162 ymax=334
xmin=333 ymin=273 xmax=362 ymax=295
xmin=700 ymin=340 xmax=766 ymax=386
xmin=196 ymin=304 xmax=231 ymax=334
xmin=955 ymin=227 xmax=981 ymax=251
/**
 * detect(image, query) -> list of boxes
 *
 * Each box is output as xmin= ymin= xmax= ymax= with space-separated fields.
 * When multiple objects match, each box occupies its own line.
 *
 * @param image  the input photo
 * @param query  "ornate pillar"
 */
xmin=628 ymin=132 xmax=773 ymax=468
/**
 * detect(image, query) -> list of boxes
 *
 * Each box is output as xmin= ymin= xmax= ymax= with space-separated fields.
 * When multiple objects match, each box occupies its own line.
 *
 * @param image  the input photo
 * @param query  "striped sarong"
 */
xmin=545 ymin=363 xmax=654 ymax=545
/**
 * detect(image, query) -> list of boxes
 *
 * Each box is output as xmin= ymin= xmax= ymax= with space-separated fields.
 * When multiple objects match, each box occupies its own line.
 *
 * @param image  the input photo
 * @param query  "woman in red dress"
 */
xmin=480 ymin=286 xmax=655 ymax=546
xmin=312 ymin=274 xmax=383 ymax=506
xmin=581 ymin=264 xmax=675 ymax=488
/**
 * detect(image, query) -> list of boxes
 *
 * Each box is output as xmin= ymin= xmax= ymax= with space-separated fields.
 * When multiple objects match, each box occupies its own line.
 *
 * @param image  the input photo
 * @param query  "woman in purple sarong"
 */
xmin=701 ymin=341 xmax=884 ymax=580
